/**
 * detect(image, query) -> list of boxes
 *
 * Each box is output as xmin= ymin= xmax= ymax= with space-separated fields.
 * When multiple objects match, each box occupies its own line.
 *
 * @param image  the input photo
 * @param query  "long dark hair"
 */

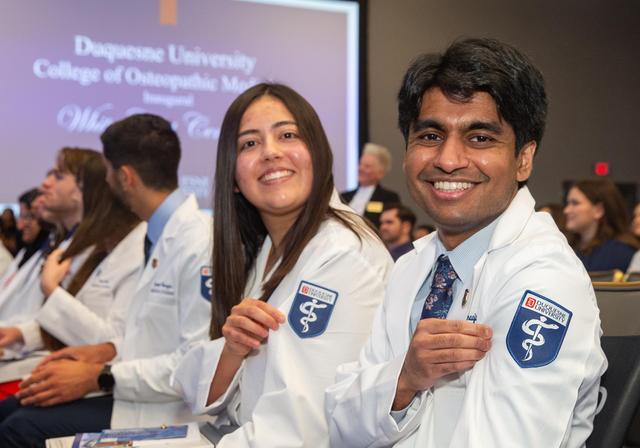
xmin=42 ymin=151 xmax=140 ymax=349
xmin=568 ymin=179 xmax=640 ymax=254
xmin=210 ymin=83 xmax=372 ymax=339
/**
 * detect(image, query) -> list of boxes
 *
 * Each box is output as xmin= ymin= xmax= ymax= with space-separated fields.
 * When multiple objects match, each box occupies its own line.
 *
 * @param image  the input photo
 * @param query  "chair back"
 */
xmin=589 ymin=270 xmax=624 ymax=282
xmin=587 ymin=335 xmax=640 ymax=448
xmin=592 ymin=282 xmax=640 ymax=336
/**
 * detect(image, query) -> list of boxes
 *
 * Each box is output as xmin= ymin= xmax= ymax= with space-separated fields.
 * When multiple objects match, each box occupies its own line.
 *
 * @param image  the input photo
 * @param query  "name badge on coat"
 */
xmin=366 ymin=201 xmax=383 ymax=213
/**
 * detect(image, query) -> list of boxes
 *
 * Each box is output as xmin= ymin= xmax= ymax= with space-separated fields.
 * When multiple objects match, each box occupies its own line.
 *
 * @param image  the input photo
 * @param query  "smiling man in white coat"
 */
xmin=326 ymin=38 xmax=607 ymax=447
xmin=0 ymin=114 xmax=213 ymax=446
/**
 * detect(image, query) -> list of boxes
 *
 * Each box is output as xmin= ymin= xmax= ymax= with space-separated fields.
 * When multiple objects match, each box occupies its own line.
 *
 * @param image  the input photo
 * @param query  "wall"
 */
xmin=366 ymin=0 xmax=640 ymax=224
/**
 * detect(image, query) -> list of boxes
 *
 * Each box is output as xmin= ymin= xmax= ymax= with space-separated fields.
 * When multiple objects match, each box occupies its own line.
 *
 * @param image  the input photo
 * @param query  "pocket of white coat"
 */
xmin=139 ymin=295 xmax=179 ymax=348
xmin=432 ymin=386 xmax=466 ymax=447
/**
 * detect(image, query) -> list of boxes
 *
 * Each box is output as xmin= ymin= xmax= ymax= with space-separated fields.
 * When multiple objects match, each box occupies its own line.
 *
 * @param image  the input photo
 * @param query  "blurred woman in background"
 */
xmin=564 ymin=179 xmax=639 ymax=272
xmin=627 ymin=203 xmax=640 ymax=274
xmin=0 ymin=209 xmax=18 ymax=256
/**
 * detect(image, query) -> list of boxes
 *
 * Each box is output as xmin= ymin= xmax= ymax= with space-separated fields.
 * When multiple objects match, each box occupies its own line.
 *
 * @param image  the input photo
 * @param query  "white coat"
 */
xmin=109 ymin=194 xmax=212 ymax=429
xmin=0 ymin=248 xmax=47 ymax=325
xmin=0 ymin=248 xmax=28 ymax=290
xmin=0 ymin=242 xmax=13 ymax=278
xmin=172 ymin=195 xmax=394 ymax=447
xmin=11 ymin=242 xmax=92 ymax=351
xmin=34 ymin=222 xmax=146 ymax=347
xmin=3 ymin=238 xmax=90 ymax=353
xmin=326 ymin=187 xmax=607 ymax=448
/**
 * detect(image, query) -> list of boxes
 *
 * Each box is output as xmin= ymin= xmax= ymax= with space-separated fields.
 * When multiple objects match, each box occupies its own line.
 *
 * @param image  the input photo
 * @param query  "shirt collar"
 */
xmin=435 ymin=217 xmax=500 ymax=284
xmin=64 ymin=223 xmax=78 ymax=241
xmin=147 ymin=189 xmax=187 ymax=245
xmin=358 ymin=184 xmax=376 ymax=193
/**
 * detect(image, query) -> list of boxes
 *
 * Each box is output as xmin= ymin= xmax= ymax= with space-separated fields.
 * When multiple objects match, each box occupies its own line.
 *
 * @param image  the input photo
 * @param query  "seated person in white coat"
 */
xmin=0 ymin=155 xmax=143 ymax=354
xmin=326 ymin=38 xmax=607 ymax=447
xmin=171 ymin=83 xmax=393 ymax=447
xmin=0 ymin=243 xmax=11 ymax=279
xmin=0 ymin=189 xmax=51 ymax=299
xmin=0 ymin=114 xmax=212 ymax=446
xmin=0 ymin=148 xmax=99 ymax=347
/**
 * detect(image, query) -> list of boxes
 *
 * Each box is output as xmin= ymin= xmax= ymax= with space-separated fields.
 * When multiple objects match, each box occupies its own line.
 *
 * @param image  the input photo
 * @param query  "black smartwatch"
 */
xmin=97 ymin=365 xmax=115 ymax=393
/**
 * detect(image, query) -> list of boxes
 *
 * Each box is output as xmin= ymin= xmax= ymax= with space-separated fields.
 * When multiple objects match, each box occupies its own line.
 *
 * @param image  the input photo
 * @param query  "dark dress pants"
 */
xmin=0 ymin=394 xmax=113 ymax=447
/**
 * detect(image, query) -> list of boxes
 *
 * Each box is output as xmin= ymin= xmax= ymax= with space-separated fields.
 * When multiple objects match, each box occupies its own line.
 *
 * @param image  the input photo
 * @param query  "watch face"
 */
xmin=98 ymin=367 xmax=115 ymax=392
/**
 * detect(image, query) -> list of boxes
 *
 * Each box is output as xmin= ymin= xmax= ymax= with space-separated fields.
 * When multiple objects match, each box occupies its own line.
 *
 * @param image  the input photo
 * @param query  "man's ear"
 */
xmin=118 ymin=165 xmax=137 ymax=191
xmin=516 ymin=141 xmax=536 ymax=183
xmin=402 ymin=221 xmax=412 ymax=236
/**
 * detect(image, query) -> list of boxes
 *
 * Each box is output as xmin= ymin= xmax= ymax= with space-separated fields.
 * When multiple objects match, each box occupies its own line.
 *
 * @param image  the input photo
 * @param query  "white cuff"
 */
xmin=15 ymin=320 xmax=44 ymax=353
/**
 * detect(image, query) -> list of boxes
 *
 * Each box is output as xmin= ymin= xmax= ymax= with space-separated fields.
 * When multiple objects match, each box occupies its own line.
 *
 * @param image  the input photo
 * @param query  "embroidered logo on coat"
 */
xmin=288 ymin=281 xmax=338 ymax=338
xmin=507 ymin=290 xmax=572 ymax=368
xmin=200 ymin=266 xmax=212 ymax=301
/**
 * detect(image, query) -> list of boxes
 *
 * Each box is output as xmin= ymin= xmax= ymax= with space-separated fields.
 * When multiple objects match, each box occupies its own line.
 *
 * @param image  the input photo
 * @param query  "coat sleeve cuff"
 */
xmin=171 ymin=338 xmax=244 ymax=416
xmin=15 ymin=320 xmax=43 ymax=353
xmin=380 ymin=355 xmax=429 ymax=439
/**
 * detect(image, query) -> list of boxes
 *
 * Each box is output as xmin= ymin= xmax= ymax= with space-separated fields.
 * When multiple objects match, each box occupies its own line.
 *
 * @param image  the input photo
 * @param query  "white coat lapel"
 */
xmin=135 ymin=234 xmax=174 ymax=294
xmin=488 ymin=187 xmax=535 ymax=252
xmin=389 ymin=235 xmax=437 ymax=356
xmin=134 ymin=195 xmax=197 ymax=294
xmin=459 ymin=188 xmax=535 ymax=319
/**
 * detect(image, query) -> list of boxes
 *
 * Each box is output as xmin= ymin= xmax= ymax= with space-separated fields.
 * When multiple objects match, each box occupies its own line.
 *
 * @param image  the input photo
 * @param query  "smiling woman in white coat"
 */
xmin=171 ymin=83 xmax=393 ymax=447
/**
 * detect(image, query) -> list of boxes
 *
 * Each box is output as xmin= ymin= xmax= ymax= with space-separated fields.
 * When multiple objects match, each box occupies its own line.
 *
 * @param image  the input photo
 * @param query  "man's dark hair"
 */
xmin=384 ymin=202 xmax=417 ymax=228
xmin=18 ymin=188 xmax=40 ymax=207
xmin=416 ymin=223 xmax=435 ymax=234
xmin=101 ymin=113 xmax=181 ymax=190
xmin=397 ymin=37 xmax=547 ymax=155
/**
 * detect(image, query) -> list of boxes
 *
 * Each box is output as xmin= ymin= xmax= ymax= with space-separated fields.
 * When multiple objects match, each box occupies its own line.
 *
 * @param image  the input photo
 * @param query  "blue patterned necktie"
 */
xmin=420 ymin=254 xmax=458 ymax=320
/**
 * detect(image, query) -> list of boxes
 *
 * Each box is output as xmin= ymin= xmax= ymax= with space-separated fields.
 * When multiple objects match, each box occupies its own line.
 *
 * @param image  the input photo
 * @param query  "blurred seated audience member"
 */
xmin=0 ymin=114 xmax=212 ymax=446
xmin=0 ymin=148 xmax=95 ymax=333
xmin=341 ymin=143 xmax=400 ymax=228
xmin=0 ymin=209 xmax=18 ymax=256
xmin=0 ymin=189 xmax=52 ymax=289
xmin=413 ymin=223 xmax=435 ymax=240
xmin=632 ymin=202 xmax=640 ymax=239
xmin=626 ymin=203 xmax=640 ymax=274
xmin=379 ymin=203 xmax=416 ymax=261
xmin=564 ymin=179 xmax=639 ymax=272
xmin=537 ymin=202 xmax=568 ymax=235
xmin=15 ymin=189 xmax=52 ymax=268
xmin=0 ymin=154 xmax=144 ymax=354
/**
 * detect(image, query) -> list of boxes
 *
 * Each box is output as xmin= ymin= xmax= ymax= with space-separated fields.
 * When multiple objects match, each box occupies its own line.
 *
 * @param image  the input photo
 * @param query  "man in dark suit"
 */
xmin=379 ymin=203 xmax=416 ymax=261
xmin=341 ymin=143 xmax=400 ymax=228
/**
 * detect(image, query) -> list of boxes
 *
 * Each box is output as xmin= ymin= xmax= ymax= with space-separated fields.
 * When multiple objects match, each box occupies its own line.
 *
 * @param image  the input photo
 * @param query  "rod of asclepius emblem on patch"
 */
xmin=299 ymin=299 xmax=328 ymax=333
xmin=521 ymin=316 xmax=559 ymax=361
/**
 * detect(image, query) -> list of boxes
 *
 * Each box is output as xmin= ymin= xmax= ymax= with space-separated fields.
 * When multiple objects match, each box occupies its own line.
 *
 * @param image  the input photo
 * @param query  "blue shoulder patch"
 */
xmin=200 ymin=266 xmax=212 ymax=301
xmin=506 ymin=290 xmax=572 ymax=368
xmin=288 ymin=281 xmax=338 ymax=338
